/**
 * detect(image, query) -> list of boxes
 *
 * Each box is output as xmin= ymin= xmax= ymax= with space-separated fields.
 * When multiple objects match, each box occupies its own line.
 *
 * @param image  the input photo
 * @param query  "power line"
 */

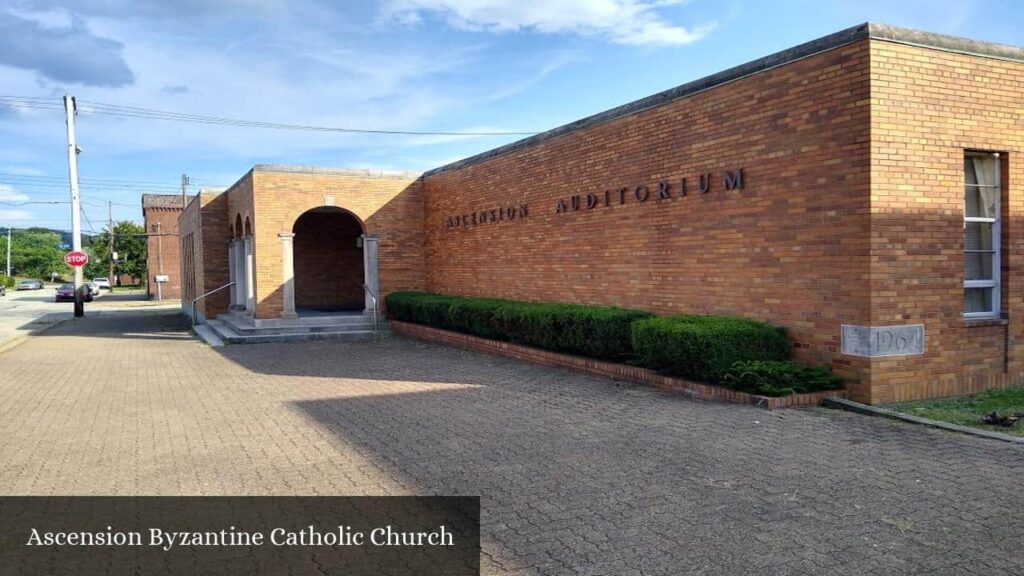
xmin=80 ymin=207 xmax=99 ymax=235
xmin=0 ymin=177 xmax=198 ymax=193
xmin=0 ymin=175 xmax=227 ymax=198
xmin=0 ymin=191 xmax=139 ymax=209
xmin=3 ymin=199 xmax=136 ymax=210
xmin=0 ymin=218 xmax=77 ymax=222
xmin=0 ymin=95 xmax=538 ymax=136
xmin=0 ymin=172 xmax=213 ymax=187
xmin=4 ymin=182 xmax=189 ymax=196
xmin=0 ymin=200 xmax=71 ymax=206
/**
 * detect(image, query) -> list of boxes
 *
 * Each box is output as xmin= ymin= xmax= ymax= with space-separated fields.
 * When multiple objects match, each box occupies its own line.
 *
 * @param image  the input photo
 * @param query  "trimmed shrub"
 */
xmin=632 ymin=315 xmax=792 ymax=381
xmin=722 ymin=360 xmax=843 ymax=397
xmin=385 ymin=291 xmax=652 ymax=360
xmin=0 ymin=275 xmax=14 ymax=288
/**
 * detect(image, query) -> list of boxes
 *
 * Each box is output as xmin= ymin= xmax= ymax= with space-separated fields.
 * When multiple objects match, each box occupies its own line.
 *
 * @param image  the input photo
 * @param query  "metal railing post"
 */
xmin=362 ymin=283 xmax=378 ymax=332
xmin=191 ymin=281 xmax=235 ymax=328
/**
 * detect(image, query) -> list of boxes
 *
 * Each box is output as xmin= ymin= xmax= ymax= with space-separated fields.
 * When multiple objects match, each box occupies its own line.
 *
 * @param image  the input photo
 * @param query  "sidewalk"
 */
xmin=1 ymin=310 xmax=1022 ymax=575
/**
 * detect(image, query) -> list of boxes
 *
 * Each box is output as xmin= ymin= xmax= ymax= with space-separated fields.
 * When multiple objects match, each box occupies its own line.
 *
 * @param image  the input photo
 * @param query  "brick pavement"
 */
xmin=0 ymin=311 xmax=1021 ymax=575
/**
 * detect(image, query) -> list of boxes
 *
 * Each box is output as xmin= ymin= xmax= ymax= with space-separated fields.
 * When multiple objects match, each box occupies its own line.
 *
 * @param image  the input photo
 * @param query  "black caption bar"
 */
xmin=0 ymin=496 xmax=479 ymax=575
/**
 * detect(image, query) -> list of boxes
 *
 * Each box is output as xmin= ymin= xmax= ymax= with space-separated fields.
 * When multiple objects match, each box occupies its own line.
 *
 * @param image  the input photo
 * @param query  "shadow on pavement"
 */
xmin=13 ymin=309 xmax=195 ymax=342
xmin=212 ymin=337 xmax=566 ymax=385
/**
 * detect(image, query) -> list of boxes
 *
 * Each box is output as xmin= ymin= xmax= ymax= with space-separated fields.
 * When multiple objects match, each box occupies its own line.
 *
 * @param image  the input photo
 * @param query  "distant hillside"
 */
xmin=0 ymin=227 xmax=96 ymax=250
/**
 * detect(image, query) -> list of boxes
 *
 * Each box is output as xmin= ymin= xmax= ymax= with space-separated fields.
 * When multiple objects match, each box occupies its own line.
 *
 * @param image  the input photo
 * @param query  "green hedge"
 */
xmin=722 ymin=360 xmax=843 ymax=397
xmin=632 ymin=315 xmax=792 ymax=381
xmin=0 ymin=275 xmax=14 ymax=288
xmin=385 ymin=291 xmax=652 ymax=360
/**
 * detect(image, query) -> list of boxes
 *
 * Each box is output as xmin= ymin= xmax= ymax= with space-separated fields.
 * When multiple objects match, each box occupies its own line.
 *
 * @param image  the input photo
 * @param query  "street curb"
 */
xmin=0 ymin=307 xmax=182 ymax=357
xmin=823 ymin=397 xmax=1024 ymax=444
xmin=0 ymin=315 xmax=72 ymax=356
xmin=392 ymin=321 xmax=846 ymax=409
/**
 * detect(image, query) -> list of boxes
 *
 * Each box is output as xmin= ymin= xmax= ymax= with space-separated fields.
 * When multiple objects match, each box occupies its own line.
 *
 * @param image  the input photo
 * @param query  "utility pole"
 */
xmin=64 ymin=94 xmax=84 ymax=317
xmin=5 ymin=226 xmax=10 ymax=277
xmin=108 ymin=201 xmax=114 ymax=289
xmin=181 ymin=174 xmax=189 ymax=207
xmin=155 ymin=221 xmax=163 ymax=302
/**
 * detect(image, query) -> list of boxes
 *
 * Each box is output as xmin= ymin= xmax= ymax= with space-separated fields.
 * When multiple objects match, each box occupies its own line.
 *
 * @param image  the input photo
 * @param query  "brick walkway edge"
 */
xmin=390 ymin=321 xmax=846 ymax=409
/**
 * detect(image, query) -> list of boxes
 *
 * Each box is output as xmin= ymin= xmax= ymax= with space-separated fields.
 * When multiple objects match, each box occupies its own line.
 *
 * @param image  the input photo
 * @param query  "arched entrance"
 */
xmin=292 ymin=207 xmax=366 ymax=312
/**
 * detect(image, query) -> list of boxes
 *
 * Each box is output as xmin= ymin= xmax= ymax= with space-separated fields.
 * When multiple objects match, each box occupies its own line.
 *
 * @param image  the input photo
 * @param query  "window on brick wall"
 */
xmin=964 ymin=152 xmax=1001 ymax=318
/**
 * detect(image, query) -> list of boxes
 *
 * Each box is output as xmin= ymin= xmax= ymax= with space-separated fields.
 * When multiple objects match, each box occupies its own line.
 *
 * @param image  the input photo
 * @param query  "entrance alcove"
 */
xmin=292 ymin=207 xmax=366 ymax=312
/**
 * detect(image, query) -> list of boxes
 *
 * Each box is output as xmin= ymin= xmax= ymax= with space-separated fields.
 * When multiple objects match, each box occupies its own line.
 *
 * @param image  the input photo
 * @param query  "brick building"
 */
xmin=142 ymin=194 xmax=190 ymax=300
xmin=182 ymin=23 xmax=1023 ymax=404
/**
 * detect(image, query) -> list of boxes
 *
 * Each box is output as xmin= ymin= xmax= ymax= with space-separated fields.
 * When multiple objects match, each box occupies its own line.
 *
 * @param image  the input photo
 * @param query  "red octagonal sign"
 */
xmin=64 ymin=250 xmax=89 ymax=268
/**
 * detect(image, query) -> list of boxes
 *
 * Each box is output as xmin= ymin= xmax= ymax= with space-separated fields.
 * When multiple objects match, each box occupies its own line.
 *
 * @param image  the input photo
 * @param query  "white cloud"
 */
xmin=0 ymin=9 xmax=134 ymax=86
xmin=381 ymin=0 xmax=716 ymax=46
xmin=0 ymin=209 xmax=33 ymax=220
xmin=0 ymin=0 xmax=595 ymax=196
xmin=0 ymin=184 xmax=30 ymax=203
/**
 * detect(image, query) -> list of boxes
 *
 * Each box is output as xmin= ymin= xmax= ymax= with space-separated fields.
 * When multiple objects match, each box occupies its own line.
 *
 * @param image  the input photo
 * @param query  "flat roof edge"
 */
xmin=868 ymin=23 xmax=1024 ymax=63
xmin=423 ymin=22 xmax=1024 ymax=178
xmin=253 ymin=164 xmax=421 ymax=180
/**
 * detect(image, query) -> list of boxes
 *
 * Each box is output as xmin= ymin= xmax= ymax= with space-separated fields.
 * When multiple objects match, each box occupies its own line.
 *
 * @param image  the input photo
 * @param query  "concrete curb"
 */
xmin=0 ymin=315 xmax=72 ymax=356
xmin=392 ymin=320 xmax=846 ymax=409
xmin=0 ymin=308 xmax=183 ymax=356
xmin=823 ymin=397 xmax=1024 ymax=445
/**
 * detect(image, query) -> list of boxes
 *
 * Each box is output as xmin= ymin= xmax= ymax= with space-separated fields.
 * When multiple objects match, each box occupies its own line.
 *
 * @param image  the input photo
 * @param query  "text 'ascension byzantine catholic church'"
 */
xmin=178 ymin=23 xmax=1024 ymax=406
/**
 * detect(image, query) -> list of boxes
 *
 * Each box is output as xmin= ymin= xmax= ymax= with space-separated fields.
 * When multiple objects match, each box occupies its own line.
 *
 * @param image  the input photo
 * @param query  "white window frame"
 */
xmin=964 ymin=151 xmax=1001 ymax=319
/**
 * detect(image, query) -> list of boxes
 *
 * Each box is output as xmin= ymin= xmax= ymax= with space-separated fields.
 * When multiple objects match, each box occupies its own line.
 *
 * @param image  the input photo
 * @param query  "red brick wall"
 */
xmin=143 ymin=206 xmax=183 ymax=299
xmin=423 ymin=41 xmax=874 ymax=397
xmin=292 ymin=209 xmax=365 ymax=310
xmin=868 ymin=41 xmax=1024 ymax=402
xmin=187 ymin=33 xmax=1023 ymax=405
xmin=249 ymin=169 xmax=425 ymax=319
xmin=178 ymin=197 xmax=201 ymax=316
xmin=199 ymin=193 xmax=230 ymax=318
xmin=178 ymin=192 xmax=230 ymax=320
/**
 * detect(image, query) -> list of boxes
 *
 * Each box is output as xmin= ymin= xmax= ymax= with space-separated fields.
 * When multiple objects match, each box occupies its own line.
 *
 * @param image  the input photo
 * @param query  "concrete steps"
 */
xmin=204 ymin=314 xmax=389 ymax=344
xmin=193 ymin=324 xmax=225 ymax=347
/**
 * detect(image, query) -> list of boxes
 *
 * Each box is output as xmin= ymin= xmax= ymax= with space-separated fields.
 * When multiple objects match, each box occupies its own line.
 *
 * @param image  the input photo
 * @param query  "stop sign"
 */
xmin=64 ymin=251 xmax=89 ymax=267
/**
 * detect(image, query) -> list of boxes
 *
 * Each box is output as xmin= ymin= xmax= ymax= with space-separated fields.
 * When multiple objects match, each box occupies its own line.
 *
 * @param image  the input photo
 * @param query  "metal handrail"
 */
xmin=362 ymin=283 xmax=379 ymax=332
xmin=191 ymin=281 xmax=235 ymax=328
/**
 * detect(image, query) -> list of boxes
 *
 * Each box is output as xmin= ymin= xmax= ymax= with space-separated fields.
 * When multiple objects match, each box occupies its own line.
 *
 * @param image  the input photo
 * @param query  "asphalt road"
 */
xmin=0 ymin=284 xmax=72 ymax=349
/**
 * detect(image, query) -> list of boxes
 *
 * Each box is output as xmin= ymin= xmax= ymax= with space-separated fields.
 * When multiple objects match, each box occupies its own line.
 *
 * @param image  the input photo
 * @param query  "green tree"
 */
xmin=0 ymin=228 xmax=65 ymax=280
xmin=84 ymin=221 xmax=147 ymax=282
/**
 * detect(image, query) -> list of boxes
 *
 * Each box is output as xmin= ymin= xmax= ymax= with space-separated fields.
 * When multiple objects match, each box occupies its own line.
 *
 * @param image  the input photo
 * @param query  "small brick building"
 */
xmin=182 ymin=23 xmax=1024 ymax=404
xmin=142 ymin=194 xmax=189 ymax=300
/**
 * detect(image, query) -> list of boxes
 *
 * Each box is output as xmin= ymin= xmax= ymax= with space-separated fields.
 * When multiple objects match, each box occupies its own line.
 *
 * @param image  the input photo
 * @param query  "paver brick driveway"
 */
xmin=0 ymin=311 xmax=1022 ymax=575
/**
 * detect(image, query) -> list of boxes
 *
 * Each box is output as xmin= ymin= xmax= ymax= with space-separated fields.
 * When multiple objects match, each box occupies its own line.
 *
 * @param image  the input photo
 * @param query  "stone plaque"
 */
xmin=841 ymin=324 xmax=924 ymax=357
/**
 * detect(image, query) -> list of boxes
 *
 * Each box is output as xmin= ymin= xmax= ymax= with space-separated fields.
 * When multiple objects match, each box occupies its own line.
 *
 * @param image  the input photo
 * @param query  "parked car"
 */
xmin=17 ymin=279 xmax=43 ymax=290
xmin=93 ymin=278 xmax=112 ymax=290
xmin=87 ymin=282 xmax=101 ymax=297
xmin=55 ymin=284 xmax=93 ymax=303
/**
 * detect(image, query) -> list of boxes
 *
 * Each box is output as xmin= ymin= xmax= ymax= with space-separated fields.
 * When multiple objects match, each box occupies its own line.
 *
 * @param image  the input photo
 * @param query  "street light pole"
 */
xmin=64 ymin=94 xmax=84 ymax=317
xmin=5 ymin=226 xmax=10 ymax=277
xmin=108 ymin=201 xmax=114 ymax=289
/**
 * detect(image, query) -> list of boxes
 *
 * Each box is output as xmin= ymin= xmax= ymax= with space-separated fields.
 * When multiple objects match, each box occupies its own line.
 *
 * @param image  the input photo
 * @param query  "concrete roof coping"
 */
xmin=253 ymin=164 xmax=422 ymax=180
xmin=423 ymin=22 xmax=1024 ymax=178
xmin=867 ymin=22 xmax=1024 ymax=62
xmin=141 ymin=194 xmax=191 ymax=209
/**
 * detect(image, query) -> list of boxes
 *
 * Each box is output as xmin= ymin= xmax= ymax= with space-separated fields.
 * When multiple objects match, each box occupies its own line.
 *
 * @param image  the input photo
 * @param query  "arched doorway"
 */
xmin=292 ymin=207 xmax=366 ymax=312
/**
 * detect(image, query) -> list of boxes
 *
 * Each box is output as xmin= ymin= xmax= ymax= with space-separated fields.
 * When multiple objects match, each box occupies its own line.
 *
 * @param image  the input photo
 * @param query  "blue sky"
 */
xmin=1 ymin=0 xmax=1021 ymax=230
